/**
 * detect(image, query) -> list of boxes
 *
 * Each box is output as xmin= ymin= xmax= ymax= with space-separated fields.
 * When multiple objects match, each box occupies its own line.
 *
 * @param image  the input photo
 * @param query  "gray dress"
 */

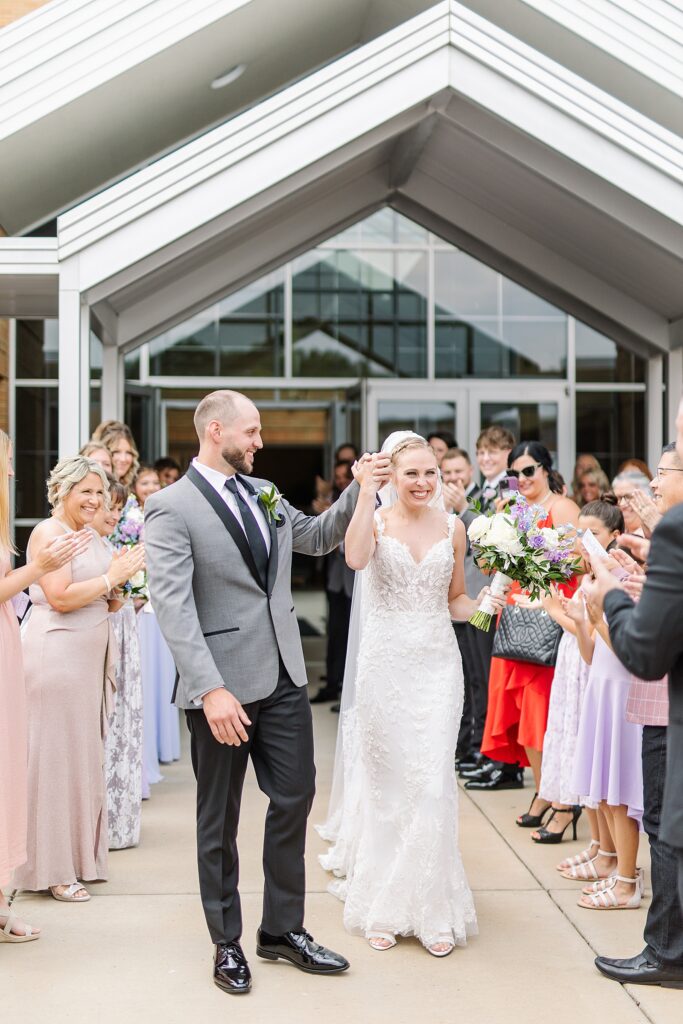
xmin=105 ymin=601 xmax=143 ymax=849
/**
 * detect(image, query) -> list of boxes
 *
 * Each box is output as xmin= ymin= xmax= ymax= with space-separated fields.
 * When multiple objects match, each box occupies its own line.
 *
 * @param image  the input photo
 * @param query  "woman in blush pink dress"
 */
xmin=0 ymin=432 xmax=88 ymax=941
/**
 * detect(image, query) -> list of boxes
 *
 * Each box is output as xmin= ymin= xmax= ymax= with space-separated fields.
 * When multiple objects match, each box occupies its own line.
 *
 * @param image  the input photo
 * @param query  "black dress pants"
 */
xmin=186 ymin=664 xmax=316 ymax=945
xmin=454 ymin=621 xmax=495 ymax=757
xmin=326 ymin=589 xmax=353 ymax=694
xmin=642 ymin=726 xmax=683 ymax=967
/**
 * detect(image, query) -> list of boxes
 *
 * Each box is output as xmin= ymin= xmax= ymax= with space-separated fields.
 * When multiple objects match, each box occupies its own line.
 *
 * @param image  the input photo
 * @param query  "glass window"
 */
xmin=292 ymin=250 xmax=427 ymax=378
xmin=327 ymin=208 xmax=428 ymax=246
xmin=16 ymin=319 xmax=59 ymax=379
xmin=434 ymin=251 xmax=498 ymax=317
xmin=124 ymin=350 xmax=140 ymax=380
xmin=575 ymin=391 xmax=646 ymax=480
xmin=14 ymin=386 xmax=58 ymax=519
xmin=435 ymin=320 xmax=566 ymax=378
xmin=501 ymin=278 xmax=564 ymax=317
xmin=149 ymin=313 xmax=217 ymax=376
xmin=480 ymin=402 xmax=559 ymax=463
xmin=378 ymin=400 xmax=458 ymax=445
xmin=575 ymin=322 xmax=646 ymax=383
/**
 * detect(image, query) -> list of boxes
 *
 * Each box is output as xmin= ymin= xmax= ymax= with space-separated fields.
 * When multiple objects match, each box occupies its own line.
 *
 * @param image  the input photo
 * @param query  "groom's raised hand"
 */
xmin=202 ymin=687 xmax=252 ymax=745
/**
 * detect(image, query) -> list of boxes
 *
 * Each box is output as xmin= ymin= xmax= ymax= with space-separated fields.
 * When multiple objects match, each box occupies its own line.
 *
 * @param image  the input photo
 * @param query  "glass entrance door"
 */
xmin=365 ymin=382 xmax=469 ymax=452
xmin=467 ymin=384 xmax=571 ymax=478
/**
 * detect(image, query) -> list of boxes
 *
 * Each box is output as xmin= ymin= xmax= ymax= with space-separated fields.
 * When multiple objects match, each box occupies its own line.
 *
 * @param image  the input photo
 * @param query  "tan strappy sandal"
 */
xmin=0 ymin=912 xmax=40 ymax=943
xmin=556 ymin=838 xmax=599 ymax=872
xmin=560 ymin=848 xmax=616 ymax=881
xmin=50 ymin=882 xmax=90 ymax=903
xmin=578 ymin=874 xmax=641 ymax=910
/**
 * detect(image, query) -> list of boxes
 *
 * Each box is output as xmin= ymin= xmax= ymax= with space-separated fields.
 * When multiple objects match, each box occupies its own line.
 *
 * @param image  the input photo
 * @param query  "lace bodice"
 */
xmin=364 ymin=513 xmax=456 ymax=617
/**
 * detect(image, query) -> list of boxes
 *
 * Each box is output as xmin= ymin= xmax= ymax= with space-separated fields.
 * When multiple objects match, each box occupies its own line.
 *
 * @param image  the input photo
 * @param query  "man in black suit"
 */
xmin=586 ymin=428 xmax=683 ymax=989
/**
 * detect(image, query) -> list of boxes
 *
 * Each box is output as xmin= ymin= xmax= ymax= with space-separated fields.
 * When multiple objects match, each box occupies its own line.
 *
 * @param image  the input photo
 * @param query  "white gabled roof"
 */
xmin=1 ymin=0 xmax=681 ymax=358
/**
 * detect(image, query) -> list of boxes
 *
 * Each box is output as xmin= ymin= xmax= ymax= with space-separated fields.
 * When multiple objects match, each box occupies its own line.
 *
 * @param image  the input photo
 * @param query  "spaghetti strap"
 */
xmin=447 ymin=514 xmax=457 ymax=541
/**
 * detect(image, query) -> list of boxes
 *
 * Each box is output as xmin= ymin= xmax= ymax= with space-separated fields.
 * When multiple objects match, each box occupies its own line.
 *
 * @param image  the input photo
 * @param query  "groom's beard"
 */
xmin=220 ymin=445 xmax=253 ymax=476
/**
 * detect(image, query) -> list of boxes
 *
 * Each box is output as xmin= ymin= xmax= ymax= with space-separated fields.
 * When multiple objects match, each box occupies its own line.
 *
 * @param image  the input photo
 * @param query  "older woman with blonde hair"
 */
xmin=13 ymin=455 xmax=144 ymax=903
xmin=1 ymin=434 xmax=89 ymax=940
xmin=92 ymin=420 xmax=140 ymax=488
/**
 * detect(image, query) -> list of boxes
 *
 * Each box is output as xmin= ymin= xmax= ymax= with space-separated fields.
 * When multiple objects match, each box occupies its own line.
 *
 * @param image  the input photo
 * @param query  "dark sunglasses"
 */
xmin=507 ymin=463 xmax=542 ymax=480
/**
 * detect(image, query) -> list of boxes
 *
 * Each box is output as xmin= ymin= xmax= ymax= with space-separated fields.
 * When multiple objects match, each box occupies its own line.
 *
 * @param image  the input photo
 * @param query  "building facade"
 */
xmin=1 ymin=0 xmax=682 ymax=548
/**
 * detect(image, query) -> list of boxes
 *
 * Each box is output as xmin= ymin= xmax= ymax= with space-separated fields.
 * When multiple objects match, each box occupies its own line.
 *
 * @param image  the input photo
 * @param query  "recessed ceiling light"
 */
xmin=210 ymin=64 xmax=247 ymax=90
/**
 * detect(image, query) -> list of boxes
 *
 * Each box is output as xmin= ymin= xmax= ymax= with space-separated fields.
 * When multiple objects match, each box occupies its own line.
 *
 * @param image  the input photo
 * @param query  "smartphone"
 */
xmin=582 ymin=528 xmax=629 ymax=581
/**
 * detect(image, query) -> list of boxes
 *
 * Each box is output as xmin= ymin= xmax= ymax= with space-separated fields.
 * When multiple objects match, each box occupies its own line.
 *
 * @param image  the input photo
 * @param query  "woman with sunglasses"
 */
xmin=478 ymin=442 xmax=580 ymax=829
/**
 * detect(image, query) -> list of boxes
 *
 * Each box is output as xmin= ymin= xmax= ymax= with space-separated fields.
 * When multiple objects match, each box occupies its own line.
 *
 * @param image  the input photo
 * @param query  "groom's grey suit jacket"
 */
xmin=144 ymin=466 xmax=359 ymax=709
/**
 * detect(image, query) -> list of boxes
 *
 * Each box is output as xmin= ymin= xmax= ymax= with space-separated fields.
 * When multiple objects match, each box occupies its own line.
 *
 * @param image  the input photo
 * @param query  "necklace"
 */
xmin=538 ymin=490 xmax=553 ymax=506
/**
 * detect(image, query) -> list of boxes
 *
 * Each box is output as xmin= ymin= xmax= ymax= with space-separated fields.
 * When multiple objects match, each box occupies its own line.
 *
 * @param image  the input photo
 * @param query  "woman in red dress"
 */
xmin=480 ymin=442 xmax=580 ymax=827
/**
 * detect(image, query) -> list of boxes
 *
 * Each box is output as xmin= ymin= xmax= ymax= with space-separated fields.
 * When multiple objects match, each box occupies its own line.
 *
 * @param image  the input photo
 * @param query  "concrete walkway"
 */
xmin=6 ymin=652 xmax=680 ymax=1024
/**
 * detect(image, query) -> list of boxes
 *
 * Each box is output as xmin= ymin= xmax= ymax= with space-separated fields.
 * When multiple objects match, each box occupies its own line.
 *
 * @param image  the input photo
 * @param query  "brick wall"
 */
xmin=0 ymin=0 xmax=52 ymax=29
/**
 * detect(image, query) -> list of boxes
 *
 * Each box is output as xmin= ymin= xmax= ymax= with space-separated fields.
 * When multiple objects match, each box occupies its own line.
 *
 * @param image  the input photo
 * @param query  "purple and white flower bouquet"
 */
xmin=109 ymin=495 xmax=148 ymax=601
xmin=467 ymin=495 xmax=581 ymax=630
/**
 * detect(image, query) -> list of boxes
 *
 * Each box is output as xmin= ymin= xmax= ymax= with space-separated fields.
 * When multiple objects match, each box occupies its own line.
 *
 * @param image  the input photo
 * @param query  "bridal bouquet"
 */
xmin=110 ymin=496 xmax=148 ymax=601
xmin=467 ymin=496 xmax=580 ymax=630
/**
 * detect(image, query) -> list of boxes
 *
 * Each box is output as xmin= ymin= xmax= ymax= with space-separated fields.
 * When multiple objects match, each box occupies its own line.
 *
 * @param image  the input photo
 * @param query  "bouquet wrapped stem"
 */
xmin=469 ymin=571 xmax=512 ymax=631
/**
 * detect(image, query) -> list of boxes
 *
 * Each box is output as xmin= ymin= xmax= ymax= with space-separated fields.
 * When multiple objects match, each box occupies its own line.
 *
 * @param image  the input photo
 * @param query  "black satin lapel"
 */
xmin=187 ymin=465 xmax=265 ymax=592
xmin=266 ymin=516 xmax=278 ymax=595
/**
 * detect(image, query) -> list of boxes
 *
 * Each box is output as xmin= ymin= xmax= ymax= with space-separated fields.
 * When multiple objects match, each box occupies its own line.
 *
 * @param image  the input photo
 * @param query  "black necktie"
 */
xmin=225 ymin=477 xmax=269 ymax=583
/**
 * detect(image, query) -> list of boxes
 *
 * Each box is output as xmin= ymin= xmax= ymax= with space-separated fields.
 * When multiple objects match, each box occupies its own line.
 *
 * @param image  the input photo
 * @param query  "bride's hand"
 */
xmin=476 ymin=585 xmax=508 ymax=614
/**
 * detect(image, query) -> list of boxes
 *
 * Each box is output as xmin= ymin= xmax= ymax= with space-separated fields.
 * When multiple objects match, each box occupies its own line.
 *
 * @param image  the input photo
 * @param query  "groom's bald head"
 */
xmin=194 ymin=390 xmax=257 ymax=441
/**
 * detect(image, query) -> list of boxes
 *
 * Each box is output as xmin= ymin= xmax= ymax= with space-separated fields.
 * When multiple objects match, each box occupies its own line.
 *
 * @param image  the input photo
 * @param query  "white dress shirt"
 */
xmin=192 ymin=458 xmax=271 ymax=553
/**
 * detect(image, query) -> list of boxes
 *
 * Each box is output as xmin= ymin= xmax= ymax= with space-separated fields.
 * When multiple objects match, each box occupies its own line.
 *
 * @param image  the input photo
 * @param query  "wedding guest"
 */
xmin=587 ymin=430 xmax=683 ymax=986
xmin=617 ymin=457 xmax=653 ymax=480
xmin=612 ymin=470 xmax=652 ymax=535
xmin=310 ymin=461 xmax=355 ymax=705
xmin=13 ymin=456 xmax=144 ymax=902
xmin=427 ymin=431 xmax=457 ymax=466
xmin=92 ymin=420 xmax=140 ymax=488
xmin=474 ymin=426 xmax=515 ymax=510
xmin=0 ymin=432 xmax=88 ymax=942
xmin=441 ymin=449 xmax=488 ymax=764
xmin=567 ymin=500 xmax=643 ymax=910
xmin=132 ymin=466 xmax=181 ymax=769
xmin=532 ymin=499 xmax=623 ymax=845
xmin=472 ymin=443 xmax=579 ymax=807
xmin=571 ymin=454 xmax=603 ymax=504
xmin=154 ymin=456 xmax=181 ymax=487
xmin=335 ymin=442 xmax=358 ymax=464
xmin=314 ymin=444 xmax=358 ymax=508
xmin=80 ymin=441 xmax=113 ymax=475
xmin=93 ymin=478 xmax=144 ymax=848
xmin=578 ymin=467 xmax=611 ymax=506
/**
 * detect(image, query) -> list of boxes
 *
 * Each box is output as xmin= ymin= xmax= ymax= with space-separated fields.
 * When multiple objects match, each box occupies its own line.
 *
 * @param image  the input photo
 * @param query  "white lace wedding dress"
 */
xmin=318 ymin=513 xmax=477 ymax=948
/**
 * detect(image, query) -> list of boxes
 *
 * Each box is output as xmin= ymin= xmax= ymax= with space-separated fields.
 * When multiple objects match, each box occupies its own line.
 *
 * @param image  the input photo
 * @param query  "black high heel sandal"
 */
xmin=532 ymin=805 xmax=582 ymax=844
xmin=516 ymin=792 xmax=551 ymax=828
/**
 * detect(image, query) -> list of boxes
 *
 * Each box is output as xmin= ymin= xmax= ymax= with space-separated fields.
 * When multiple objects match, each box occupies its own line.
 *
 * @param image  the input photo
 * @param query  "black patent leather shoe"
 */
xmin=459 ymin=758 xmax=495 ymax=780
xmin=456 ymin=752 xmax=488 ymax=774
xmin=595 ymin=951 xmax=683 ymax=988
xmin=214 ymin=941 xmax=252 ymax=995
xmin=465 ymin=766 xmax=524 ymax=790
xmin=256 ymin=929 xmax=350 ymax=974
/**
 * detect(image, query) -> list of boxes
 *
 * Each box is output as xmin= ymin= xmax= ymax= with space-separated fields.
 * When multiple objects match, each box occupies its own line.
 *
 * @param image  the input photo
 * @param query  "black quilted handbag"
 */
xmin=491 ymin=605 xmax=562 ymax=668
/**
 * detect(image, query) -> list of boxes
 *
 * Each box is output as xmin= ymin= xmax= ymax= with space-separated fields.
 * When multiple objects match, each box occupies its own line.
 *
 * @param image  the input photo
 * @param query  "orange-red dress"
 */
xmin=480 ymin=516 xmax=577 ymax=767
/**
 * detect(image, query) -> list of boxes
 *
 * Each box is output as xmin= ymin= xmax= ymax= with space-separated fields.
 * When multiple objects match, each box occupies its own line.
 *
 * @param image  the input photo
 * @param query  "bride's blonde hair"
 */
xmin=390 ymin=436 xmax=432 ymax=464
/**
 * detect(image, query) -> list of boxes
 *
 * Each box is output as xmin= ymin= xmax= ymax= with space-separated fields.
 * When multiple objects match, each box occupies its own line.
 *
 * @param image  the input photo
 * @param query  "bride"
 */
xmin=317 ymin=432 xmax=505 ymax=957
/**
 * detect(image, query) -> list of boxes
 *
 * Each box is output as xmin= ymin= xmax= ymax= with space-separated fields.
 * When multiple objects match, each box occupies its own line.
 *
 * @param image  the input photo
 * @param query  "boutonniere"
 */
xmin=258 ymin=484 xmax=283 ymax=523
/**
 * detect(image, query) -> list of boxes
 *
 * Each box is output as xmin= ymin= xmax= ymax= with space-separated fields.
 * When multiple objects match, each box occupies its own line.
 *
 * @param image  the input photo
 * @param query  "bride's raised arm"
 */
xmin=344 ymin=455 xmax=386 ymax=570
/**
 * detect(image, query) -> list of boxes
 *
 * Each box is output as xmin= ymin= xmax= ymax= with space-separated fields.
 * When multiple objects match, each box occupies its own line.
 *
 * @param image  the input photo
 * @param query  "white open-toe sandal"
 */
xmin=425 ymin=935 xmax=455 ymax=958
xmin=50 ymin=882 xmax=90 ymax=903
xmin=367 ymin=932 xmax=396 ymax=951
xmin=0 ymin=912 xmax=40 ymax=943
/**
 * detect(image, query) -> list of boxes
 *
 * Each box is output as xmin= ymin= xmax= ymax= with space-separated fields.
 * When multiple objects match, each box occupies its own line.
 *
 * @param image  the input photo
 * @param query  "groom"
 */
xmin=145 ymin=390 xmax=389 ymax=995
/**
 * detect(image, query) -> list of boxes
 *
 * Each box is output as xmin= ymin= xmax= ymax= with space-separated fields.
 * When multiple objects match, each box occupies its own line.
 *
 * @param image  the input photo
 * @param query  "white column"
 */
xmin=667 ymin=349 xmax=683 ymax=441
xmin=647 ymin=355 xmax=663 ymax=472
xmin=101 ymin=344 xmax=122 ymax=421
xmin=58 ymin=285 xmax=83 ymax=456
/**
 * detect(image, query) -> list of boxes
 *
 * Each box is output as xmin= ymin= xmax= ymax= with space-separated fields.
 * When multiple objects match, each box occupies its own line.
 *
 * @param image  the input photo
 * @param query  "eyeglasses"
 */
xmin=616 ymin=495 xmax=632 ymax=507
xmin=656 ymin=466 xmax=683 ymax=478
xmin=507 ymin=464 xmax=543 ymax=480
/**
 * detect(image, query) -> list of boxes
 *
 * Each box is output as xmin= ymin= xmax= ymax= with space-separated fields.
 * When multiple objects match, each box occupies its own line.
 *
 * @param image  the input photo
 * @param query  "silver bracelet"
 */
xmin=102 ymin=573 xmax=111 ymax=593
